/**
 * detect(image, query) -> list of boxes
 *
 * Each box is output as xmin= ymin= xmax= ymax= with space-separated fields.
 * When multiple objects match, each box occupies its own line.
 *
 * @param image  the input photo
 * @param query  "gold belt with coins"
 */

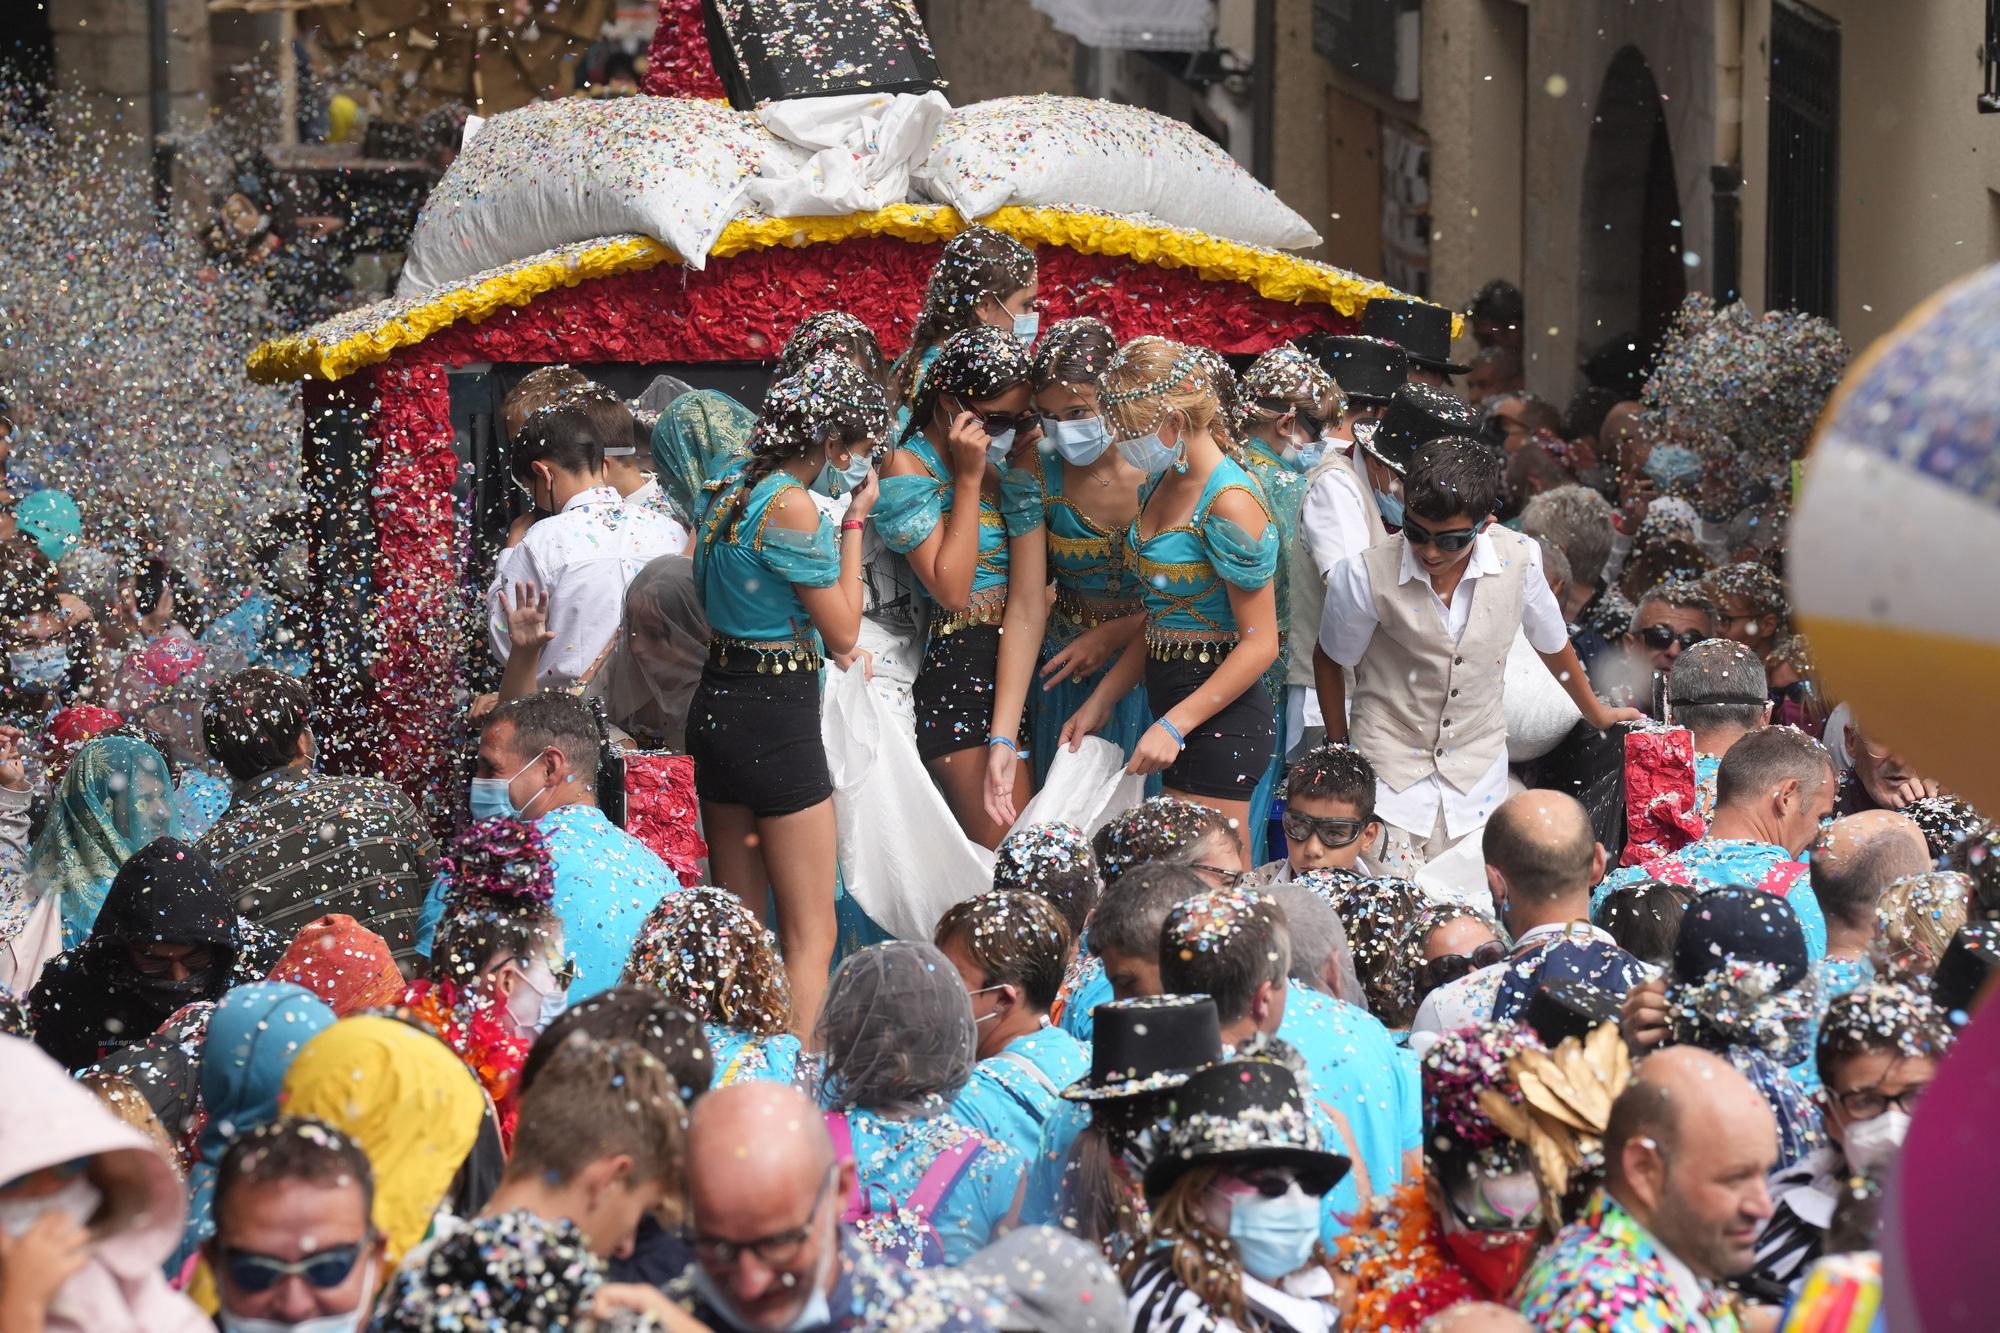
xmin=1053 ymin=585 xmax=1143 ymax=632
xmin=931 ymin=585 xmax=1009 ymax=639
xmin=709 ymin=635 xmax=823 ymax=674
xmin=1145 ymin=626 xmax=1242 ymax=663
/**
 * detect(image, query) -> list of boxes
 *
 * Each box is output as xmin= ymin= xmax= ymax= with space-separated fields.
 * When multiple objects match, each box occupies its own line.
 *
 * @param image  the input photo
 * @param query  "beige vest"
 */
xmin=1349 ymin=525 xmax=1530 ymax=791
xmin=1285 ymin=450 xmax=1389 ymax=690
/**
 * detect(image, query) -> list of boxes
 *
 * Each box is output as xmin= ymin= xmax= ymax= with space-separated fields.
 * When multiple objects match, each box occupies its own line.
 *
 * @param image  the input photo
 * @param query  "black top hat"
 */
xmin=1361 ymin=382 xmax=1482 ymax=474
xmin=1061 ymin=995 xmax=1224 ymax=1102
xmin=1307 ymin=335 xmax=1408 ymax=406
xmin=1143 ymin=1054 xmax=1351 ymax=1200
xmin=1521 ymin=977 xmax=1625 ymax=1048
xmin=1359 ymin=298 xmax=1470 ymax=375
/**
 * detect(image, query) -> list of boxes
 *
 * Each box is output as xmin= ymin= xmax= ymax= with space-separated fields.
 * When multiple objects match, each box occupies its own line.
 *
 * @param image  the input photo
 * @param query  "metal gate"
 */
xmin=1767 ymin=0 xmax=1840 ymax=318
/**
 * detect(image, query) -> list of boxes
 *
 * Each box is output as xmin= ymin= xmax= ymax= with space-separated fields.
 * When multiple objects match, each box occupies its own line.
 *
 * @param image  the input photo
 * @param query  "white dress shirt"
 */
xmin=1289 ymin=453 xmax=1384 ymax=736
xmin=1318 ymin=530 xmax=1569 ymax=839
xmin=489 ymin=486 xmax=687 ymax=686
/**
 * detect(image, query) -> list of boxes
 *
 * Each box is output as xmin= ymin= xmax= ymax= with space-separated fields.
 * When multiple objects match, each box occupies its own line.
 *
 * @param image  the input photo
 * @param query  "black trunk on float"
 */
xmin=700 ymin=0 xmax=946 ymax=109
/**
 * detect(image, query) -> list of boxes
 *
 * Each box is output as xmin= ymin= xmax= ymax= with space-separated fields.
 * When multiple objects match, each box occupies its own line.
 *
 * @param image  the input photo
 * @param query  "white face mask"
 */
xmin=1841 ymin=1108 xmax=1910 ymax=1176
xmin=691 ymin=1229 xmax=835 ymax=1332
xmin=219 ymin=1257 xmax=377 ymax=1333
xmin=0 ymin=1173 xmax=101 ymax=1239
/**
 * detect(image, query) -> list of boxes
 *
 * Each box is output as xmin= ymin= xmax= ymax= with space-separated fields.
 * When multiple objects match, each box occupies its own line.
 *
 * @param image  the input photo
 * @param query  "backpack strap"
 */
xmin=822 ymin=1112 xmax=867 ymax=1225
xmin=903 ymin=1135 xmax=984 ymax=1220
xmin=995 ymin=1048 xmax=1063 ymax=1098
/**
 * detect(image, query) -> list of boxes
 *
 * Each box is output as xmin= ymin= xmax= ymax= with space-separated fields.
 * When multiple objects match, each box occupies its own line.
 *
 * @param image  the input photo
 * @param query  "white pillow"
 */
xmin=914 ymin=95 xmax=1320 ymax=251
xmin=399 ymin=96 xmax=791 ymax=294
xmin=1505 ymin=629 xmax=1582 ymax=762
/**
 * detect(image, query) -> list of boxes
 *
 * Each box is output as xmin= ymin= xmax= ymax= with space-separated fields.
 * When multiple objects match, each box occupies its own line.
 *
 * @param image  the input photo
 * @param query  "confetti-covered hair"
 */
xmin=1312 ymin=872 xmax=1428 ymax=1028
xmin=900 ymin=323 xmax=1034 ymax=448
xmin=934 ymin=890 xmax=1074 ymax=1011
xmin=1184 ymin=346 xmax=1244 ymax=452
xmin=519 ymin=986 xmax=712 ymax=1112
xmin=777 ymin=310 xmax=884 ymax=382
xmin=1628 ymin=579 xmax=1719 ymax=636
xmin=712 ymin=353 xmax=887 ymax=547
xmin=1703 ymin=560 xmax=1789 ymax=625
xmin=814 ymin=941 xmax=977 ymax=1112
xmin=1875 ymin=872 xmax=1973 ymax=981
xmin=992 ymin=820 xmax=1101 ymax=937
xmin=430 ymin=818 xmax=562 ymax=990
xmin=1237 ymin=343 xmax=1339 ymax=435
xmin=1815 ymin=981 xmax=1952 ymax=1087
xmin=892 ymin=226 xmax=1037 ymax=405
xmin=1158 ymin=887 xmax=1290 ymax=1026
xmin=1031 ymin=316 xmax=1118 ymax=395
xmin=1404 ymin=436 xmax=1503 ymax=525
xmin=1421 ymin=1023 xmax=1543 ymax=1169
xmin=1091 ymin=795 xmax=1237 ymax=885
xmin=1099 ymin=337 xmax=1227 ymax=448
xmin=1284 ymin=743 xmax=1377 ymax=817
xmin=216 ymin=1116 xmax=375 ymax=1228
xmin=1619 ymin=537 xmax=1716 ymax=604
xmin=621 ymin=885 xmax=796 ymax=1038
xmin=500 ymin=363 xmax=588 ymax=440
xmin=509 ymin=1034 xmax=685 ymax=1193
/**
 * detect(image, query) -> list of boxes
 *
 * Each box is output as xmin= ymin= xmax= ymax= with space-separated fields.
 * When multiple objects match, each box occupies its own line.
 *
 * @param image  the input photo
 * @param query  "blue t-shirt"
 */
xmin=1019 ymin=1097 xmax=1093 ymax=1231
xmin=705 ymin=1023 xmax=803 ymax=1089
xmin=1055 ymin=955 xmax=1112 ymax=1045
xmin=415 ymin=804 xmax=681 ymax=998
xmin=1595 ymin=837 xmax=1827 ymax=963
xmin=1275 ymin=985 xmax=1418 ymax=1238
xmin=950 ymin=1025 xmax=1091 ymax=1168
xmin=828 ymin=1098 xmax=1025 ymax=1267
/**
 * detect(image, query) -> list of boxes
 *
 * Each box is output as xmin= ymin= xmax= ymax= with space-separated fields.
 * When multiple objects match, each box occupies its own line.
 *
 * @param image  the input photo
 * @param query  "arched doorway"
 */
xmin=1579 ymin=46 xmax=1686 ymax=364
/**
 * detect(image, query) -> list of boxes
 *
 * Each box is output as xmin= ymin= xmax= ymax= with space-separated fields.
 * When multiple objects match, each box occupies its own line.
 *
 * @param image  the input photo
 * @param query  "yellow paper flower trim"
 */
xmin=247 ymin=204 xmax=1444 ymax=384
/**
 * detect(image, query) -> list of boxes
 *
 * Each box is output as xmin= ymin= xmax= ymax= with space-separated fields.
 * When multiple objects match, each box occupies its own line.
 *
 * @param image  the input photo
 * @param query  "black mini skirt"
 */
xmin=686 ymin=659 xmax=832 ymax=817
xmin=1144 ymin=655 xmax=1277 ymax=799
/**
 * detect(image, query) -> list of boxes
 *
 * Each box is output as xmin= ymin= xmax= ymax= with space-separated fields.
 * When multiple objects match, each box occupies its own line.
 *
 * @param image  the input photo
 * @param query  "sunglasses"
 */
xmin=129 ymin=945 xmax=214 ymax=978
xmin=221 ymin=1242 xmax=367 ymax=1294
xmin=1281 ymin=810 xmax=1369 ymax=850
xmin=1416 ymin=941 xmax=1508 ymax=997
xmin=1638 ymin=625 xmax=1709 ymax=652
xmin=1401 ymin=516 xmax=1482 ymax=553
xmin=1189 ymin=863 xmax=1251 ymax=889
xmin=1232 ymin=1166 xmax=1330 ymax=1200
xmin=950 ymin=397 xmax=1036 ymax=435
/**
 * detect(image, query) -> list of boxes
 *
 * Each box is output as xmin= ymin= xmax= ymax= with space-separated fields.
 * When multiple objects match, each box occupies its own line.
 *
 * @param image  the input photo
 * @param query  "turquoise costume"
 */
xmin=1276 ymin=985 xmax=1420 ymax=1239
xmin=705 ymin=1023 xmax=804 ymax=1089
xmin=1240 ymin=440 xmax=1310 ymax=860
xmin=1028 ymin=450 xmax=1150 ymax=781
xmin=873 ymin=434 xmax=1042 ymax=631
xmin=1128 ymin=456 xmax=1279 ymax=655
xmin=693 ymin=466 xmax=843 ymax=664
xmin=827 ymin=1097 xmax=1026 ymax=1266
xmin=948 ymin=1024 xmax=1090 ymax=1166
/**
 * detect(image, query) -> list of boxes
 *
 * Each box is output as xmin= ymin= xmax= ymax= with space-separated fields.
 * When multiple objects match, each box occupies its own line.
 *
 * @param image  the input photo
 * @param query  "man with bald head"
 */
xmin=1810 ymin=811 xmax=1930 ymax=1002
xmin=1517 ymin=1046 xmax=1777 ymax=1331
xmin=1410 ymin=790 xmax=1643 ymax=1053
xmin=676 ymin=1082 xmax=998 ymax=1332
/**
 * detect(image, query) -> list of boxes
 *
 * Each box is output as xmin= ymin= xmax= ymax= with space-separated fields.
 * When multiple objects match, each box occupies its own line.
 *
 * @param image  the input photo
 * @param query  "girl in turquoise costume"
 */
xmin=685 ymin=353 xmax=886 ymax=1033
xmin=1060 ymin=337 xmax=1280 ymax=859
xmin=876 ymin=325 xmax=1047 ymax=849
xmin=887 ymin=226 xmax=1041 ymax=410
xmin=1027 ymin=317 xmax=1149 ymax=778
xmin=1232 ymin=343 xmax=1343 ymax=859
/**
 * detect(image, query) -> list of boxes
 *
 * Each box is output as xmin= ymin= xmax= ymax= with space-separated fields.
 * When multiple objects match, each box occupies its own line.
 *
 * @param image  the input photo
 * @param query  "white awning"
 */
xmin=1030 ymin=0 xmax=1216 ymax=52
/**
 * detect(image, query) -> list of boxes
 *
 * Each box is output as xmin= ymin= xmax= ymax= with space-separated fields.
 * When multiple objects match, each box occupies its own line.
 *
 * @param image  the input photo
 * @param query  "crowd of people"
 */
xmin=0 ymin=230 xmax=1987 ymax=1333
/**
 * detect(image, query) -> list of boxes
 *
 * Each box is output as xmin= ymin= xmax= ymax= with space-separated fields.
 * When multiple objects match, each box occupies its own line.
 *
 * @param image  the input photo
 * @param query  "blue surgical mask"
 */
xmin=468 ymin=755 xmax=547 ymax=823
xmin=1374 ymin=489 xmax=1405 ymax=528
xmin=1226 ymin=1183 xmax=1321 ymax=1282
xmin=1042 ymin=415 xmax=1112 ymax=467
xmin=1117 ymin=432 xmax=1178 ymax=476
xmin=1297 ymin=441 xmax=1325 ymax=470
xmin=1012 ymin=311 xmax=1040 ymax=344
xmin=9 ymin=642 xmax=69 ymax=688
xmin=836 ymin=450 xmax=872 ymax=491
xmin=985 ymin=428 xmax=1017 ymax=468
xmin=1644 ymin=443 xmax=1702 ymax=489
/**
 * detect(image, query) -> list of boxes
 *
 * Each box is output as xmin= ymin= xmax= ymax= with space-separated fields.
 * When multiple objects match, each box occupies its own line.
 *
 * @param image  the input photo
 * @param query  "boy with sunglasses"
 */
xmin=1251 ymin=741 xmax=1385 ymax=883
xmin=1313 ymin=437 xmax=1639 ymax=874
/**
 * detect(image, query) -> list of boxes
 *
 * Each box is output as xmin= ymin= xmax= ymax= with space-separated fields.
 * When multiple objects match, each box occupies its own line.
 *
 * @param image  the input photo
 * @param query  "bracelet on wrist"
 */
xmin=988 ymin=735 xmax=1029 ymax=761
xmin=840 ymin=519 xmax=865 ymax=532
xmin=1154 ymin=717 xmax=1186 ymax=749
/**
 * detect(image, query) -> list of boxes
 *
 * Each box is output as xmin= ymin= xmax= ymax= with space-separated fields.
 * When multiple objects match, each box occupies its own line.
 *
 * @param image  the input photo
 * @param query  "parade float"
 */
xmin=248 ymin=0 xmax=1448 ymax=822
